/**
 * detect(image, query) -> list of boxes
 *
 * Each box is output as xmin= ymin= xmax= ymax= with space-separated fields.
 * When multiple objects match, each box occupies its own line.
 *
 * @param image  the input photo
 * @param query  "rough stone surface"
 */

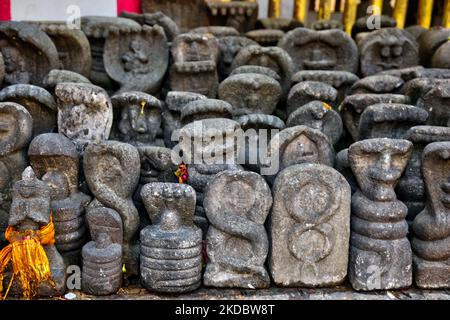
xmin=245 ymin=29 xmax=285 ymax=47
xmin=269 ymin=163 xmax=350 ymax=287
xmin=278 ymin=27 xmax=358 ymax=73
xmin=287 ymin=81 xmax=337 ymax=115
xmin=140 ymin=183 xmax=202 ymax=293
xmin=180 ymin=99 xmax=233 ymax=125
xmin=203 ymin=170 xmax=272 ymax=288
xmin=43 ymin=69 xmax=92 ymax=92
xmin=217 ymin=36 xmax=258 ymax=79
xmin=350 ymin=75 xmax=404 ymax=94
xmin=348 ymin=138 xmax=413 ymax=291
xmin=431 ymin=41 xmax=450 ymax=69
xmin=204 ymin=1 xmax=258 ymax=33
xmin=120 ymin=11 xmax=179 ymax=42
xmin=417 ymin=81 xmax=450 ymax=126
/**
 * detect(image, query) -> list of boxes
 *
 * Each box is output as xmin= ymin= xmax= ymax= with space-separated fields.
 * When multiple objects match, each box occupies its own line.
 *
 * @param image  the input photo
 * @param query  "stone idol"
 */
xmin=203 ymin=170 xmax=272 ymax=288
xmin=270 ymin=163 xmax=350 ymax=287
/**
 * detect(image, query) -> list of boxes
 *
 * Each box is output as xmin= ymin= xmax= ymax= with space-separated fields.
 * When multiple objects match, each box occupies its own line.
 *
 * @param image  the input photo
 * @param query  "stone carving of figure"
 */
xmin=348 ymin=138 xmax=413 ymax=290
xmin=269 ymin=163 xmax=350 ymax=286
xmin=83 ymin=141 xmax=140 ymax=276
xmin=203 ymin=170 xmax=272 ymax=288
xmin=122 ymin=40 xmax=149 ymax=74
xmin=140 ymin=183 xmax=202 ymax=293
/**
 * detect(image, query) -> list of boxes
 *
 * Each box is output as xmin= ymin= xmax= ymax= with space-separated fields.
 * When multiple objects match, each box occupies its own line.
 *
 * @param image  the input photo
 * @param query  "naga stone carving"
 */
xmin=81 ymin=16 xmax=141 ymax=90
xmin=269 ymin=163 xmax=351 ymax=287
xmin=33 ymin=21 xmax=91 ymax=77
xmin=203 ymin=170 xmax=272 ymax=288
xmin=231 ymin=65 xmax=281 ymax=82
xmin=5 ymin=167 xmax=66 ymax=296
xmin=111 ymin=91 xmax=164 ymax=146
xmin=170 ymin=33 xmax=220 ymax=98
xmin=28 ymin=133 xmax=91 ymax=266
xmin=163 ymin=91 xmax=206 ymax=148
xmin=287 ymin=81 xmax=337 ymax=115
xmin=412 ymin=142 xmax=450 ymax=288
xmin=245 ymin=29 xmax=285 ymax=47
xmin=82 ymin=207 xmax=123 ymax=295
xmin=120 ymin=11 xmax=180 ymax=42
xmin=84 ymin=141 xmax=141 ymax=276
xmin=0 ymin=84 xmax=57 ymax=137
xmin=205 ymin=1 xmax=258 ymax=33
xmin=0 ymin=21 xmax=60 ymax=87
xmin=358 ymin=103 xmax=428 ymax=140
xmin=397 ymin=126 xmax=450 ymax=225
xmin=417 ymin=81 xmax=450 ymax=126
xmin=141 ymin=0 xmax=209 ymax=32
xmin=278 ymin=28 xmax=358 ymax=74
xmin=140 ymin=183 xmax=202 ymax=293
xmin=291 ymin=70 xmax=359 ymax=104
xmin=104 ymin=24 xmax=169 ymax=94
xmin=349 ymin=75 xmax=404 ymax=94
xmin=358 ymin=28 xmax=419 ymax=77
xmin=231 ymin=45 xmax=295 ymax=97
xmin=348 ymin=138 xmax=413 ymax=291
xmin=217 ymin=36 xmax=258 ymax=79
xmin=55 ymin=83 xmax=113 ymax=144
xmin=340 ymin=93 xmax=410 ymax=141
xmin=286 ymin=101 xmax=343 ymax=145
xmin=180 ymin=99 xmax=233 ymax=125
xmin=0 ymin=102 xmax=33 ymax=243
xmin=43 ymin=70 xmax=91 ymax=92
xmin=219 ymin=73 xmax=282 ymax=116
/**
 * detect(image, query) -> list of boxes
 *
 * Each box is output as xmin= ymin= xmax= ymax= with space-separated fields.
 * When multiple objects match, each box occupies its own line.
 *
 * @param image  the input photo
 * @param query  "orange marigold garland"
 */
xmin=0 ymin=215 xmax=56 ymax=300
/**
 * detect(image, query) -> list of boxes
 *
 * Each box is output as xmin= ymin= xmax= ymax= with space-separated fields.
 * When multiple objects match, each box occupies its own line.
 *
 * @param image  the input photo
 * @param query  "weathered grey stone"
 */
xmin=219 ymin=73 xmax=282 ymax=116
xmin=380 ymin=66 xmax=450 ymax=82
xmin=104 ymin=24 xmax=169 ymax=94
xmin=412 ymin=142 xmax=450 ymax=288
xmin=43 ymin=69 xmax=91 ymax=92
xmin=0 ymin=21 xmax=60 ymax=87
xmin=245 ymin=29 xmax=285 ymax=47
xmin=0 ymin=102 xmax=32 ymax=243
xmin=204 ymin=1 xmax=258 ymax=33
xmin=310 ymin=19 xmax=343 ymax=31
xmin=28 ymin=133 xmax=91 ymax=265
xmin=231 ymin=45 xmax=295 ymax=96
xmin=418 ymin=28 xmax=450 ymax=67
xmin=82 ymin=208 xmax=123 ymax=295
xmin=256 ymin=18 xmax=303 ymax=32
xmin=405 ymin=25 xmax=427 ymax=41
xmin=5 ymin=167 xmax=66 ymax=297
xmin=55 ymin=82 xmax=113 ymax=143
xmin=111 ymin=91 xmax=163 ymax=146
xmin=358 ymin=103 xmax=428 ymax=140
xmin=170 ymin=33 xmax=220 ymax=98
xmin=287 ymin=81 xmax=337 ymax=115
xmin=348 ymin=138 xmax=413 ymax=291
xmin=358 ymin=28 xmax=419 ymax=77
xmin=204 ymin=170 xmax=272 ymax=288
xmin=137 ymin=146 xmax=178 ymax=185
xmin=278 ymin=27 xmax=358 ymax=74
xmin=180 ymin=99 xmax=233 ymax=125
xmin=84 ymin=141 xmax=140 ymax=276
xmin=190 ymin=26 xmax=239 ymax=38
xmin=335 ymin=148 xmax=358 ymax=194
xmin=350 ymin=75 xmax=404 ymax=94
xmin=269 ymin=163 xmax=350 ymax=287
xmin=431 ymin=41 xmax=450 ymax=69
xmin=120 ymin=11 xmax=180 ymax=42
xmin=231 ymin=65 xmax=281 ymax=82
xmin=340 ymin=93 xmax=411 ymax=141
xmin=140 ymin=183 xmax=202 ymax=293
xmin=218 ymin=36 xmax=258 ymax=79
xmin=397 ymin=126 xmax=450 ymax=225
xmin=286 ymin=100 xmax=343 ymax=145
xmin=0 ymin=84 xmax=57 ymax=137
xmin=417 ymin=81 xmax=450 ymax=126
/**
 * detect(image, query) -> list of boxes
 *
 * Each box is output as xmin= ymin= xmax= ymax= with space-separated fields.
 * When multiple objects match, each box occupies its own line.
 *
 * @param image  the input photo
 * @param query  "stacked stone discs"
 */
xmin=140 ymin=225 xmax=202 ymax=293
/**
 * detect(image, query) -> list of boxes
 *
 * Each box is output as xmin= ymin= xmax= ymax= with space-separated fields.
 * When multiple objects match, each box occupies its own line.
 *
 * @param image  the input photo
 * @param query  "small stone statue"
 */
xmin=269 ymin=163 xmax=351 ymax=287
xmin=217 ymin=36 xmax=258 ymax=79
xmin=28 ymin=133 xmax=91 ymax=266
xmin=0 ymin=84 xmax=57 ymax=137
xmin=82 ymin=207 xmax=123 ymax=295
xmin=140 ymin=183 xmax=202 ymax=293
xmin=0 ymin=21 xmax=60 ymax=87
xmin=278 ymin=27 xmax=358 ymax=74
xmin=170 ymin=33 xmax=220 ymax=98
xmin=218 ymin=73 xmax=282 ymax=116
xmin=2 ymin=167 xmax=66 ymax=297
xmin=111 ymin=91 xmax=164 ymax=146
xmin=358 ymin=28 xmax=419 ymax=77
xmin=287 ymin=81 xmax=338 ymax=115
xmin=348 ymin=138 xmax=413 ymax=290
xmin=55 ymin=83 xmax=113 ymax=145
xmin=286 ymin=101 xmax=343 ymax=146
xmin=203 ymin=170 xmax=272 ymax=288
xmin=0 ymin=102 xmax=33 ymax=243
xmin=412 ymin=142 xmax=450 ymax=288
xmin=83 ymin=141 xmax=141 ymax=276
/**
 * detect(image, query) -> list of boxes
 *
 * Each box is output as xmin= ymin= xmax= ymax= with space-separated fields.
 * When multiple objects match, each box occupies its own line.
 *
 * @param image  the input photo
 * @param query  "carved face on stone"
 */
xmin=278 ymin=28 xmax=358 ymax=73
xmin=349 ymin=138 xmax=412 ymax=202
xmin=359 ymin=28 xmax=419 ymax=77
